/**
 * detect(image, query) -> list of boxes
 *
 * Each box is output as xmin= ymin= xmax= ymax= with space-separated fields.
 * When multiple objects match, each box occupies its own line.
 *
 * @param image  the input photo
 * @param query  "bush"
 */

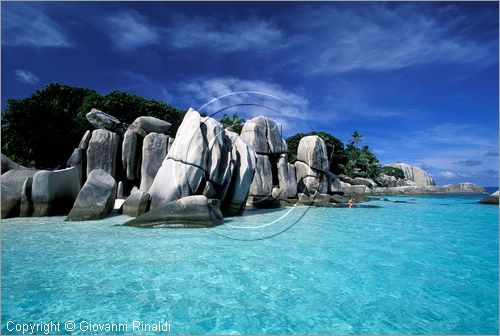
xmin=383 ymin=166 xmax=405 ymax=179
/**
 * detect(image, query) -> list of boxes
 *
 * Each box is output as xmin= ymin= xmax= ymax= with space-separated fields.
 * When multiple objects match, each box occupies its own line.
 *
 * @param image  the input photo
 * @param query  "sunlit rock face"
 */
xmin=386 ymin=163 xmax=435 ymax=187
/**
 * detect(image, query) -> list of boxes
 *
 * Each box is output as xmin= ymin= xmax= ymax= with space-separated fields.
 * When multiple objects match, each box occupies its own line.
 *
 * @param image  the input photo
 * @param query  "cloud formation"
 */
xmin=453 ymin=159 xmax=483 ymax=167
xmin=14 ymin=69 xmax=39 ymax=84
xmin=104 ymin=11 xmax=160 ymax=50
xmin=2 ymin=4 xmax=71 ymax=47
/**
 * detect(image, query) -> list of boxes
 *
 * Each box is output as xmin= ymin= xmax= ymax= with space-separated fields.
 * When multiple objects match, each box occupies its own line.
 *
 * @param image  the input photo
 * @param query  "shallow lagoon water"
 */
xmin=2 ymin=193 xmax=498 ymax=334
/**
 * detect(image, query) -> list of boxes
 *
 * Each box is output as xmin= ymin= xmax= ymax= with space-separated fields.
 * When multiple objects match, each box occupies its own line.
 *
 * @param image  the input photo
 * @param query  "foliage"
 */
xmin=349 ymin=130 xmax=363 ymax=148
xmin=382 ymin=166 xmax=405 ymax=179
xmin=219 ymin=113 xmax=245 ymax=134
xmin=2 ymin=83 xmax=185 ymax=169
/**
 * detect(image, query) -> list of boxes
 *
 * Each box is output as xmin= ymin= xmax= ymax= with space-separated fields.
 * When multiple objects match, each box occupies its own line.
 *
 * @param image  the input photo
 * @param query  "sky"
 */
xmin=1 ymin=1 xmax=499 ymax=186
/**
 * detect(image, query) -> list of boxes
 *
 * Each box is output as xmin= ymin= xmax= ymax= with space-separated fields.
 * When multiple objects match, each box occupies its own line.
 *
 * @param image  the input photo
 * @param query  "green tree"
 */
xmin=382 ymin=166 xmax=405 ymax=179
xmin=349 ymin=130 xmax=363 ymax=148
xmin=219 ymin=113 xmax=245 ymax=134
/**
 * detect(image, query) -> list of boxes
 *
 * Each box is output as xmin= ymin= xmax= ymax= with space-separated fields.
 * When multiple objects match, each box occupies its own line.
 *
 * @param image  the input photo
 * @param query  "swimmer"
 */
xmin=348 ymin=197 xmax=356 ymax=208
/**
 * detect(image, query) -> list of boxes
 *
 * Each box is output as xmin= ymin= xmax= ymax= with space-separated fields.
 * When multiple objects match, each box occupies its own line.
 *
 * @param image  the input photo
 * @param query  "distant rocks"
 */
xmin=369 ymin=182 xmax=485 ymax=196
xmin=124 ymin=195 xmax=223 ymax=228
xmin=479 ymin=190 xmax=499 ymax=204
xmin=386 ymin=163 xmax=435 ymax=187
xmin=66 ymin=169 xmax=116 ymax=221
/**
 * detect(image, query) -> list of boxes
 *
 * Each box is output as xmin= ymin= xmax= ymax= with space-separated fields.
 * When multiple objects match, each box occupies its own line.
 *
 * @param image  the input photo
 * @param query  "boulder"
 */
xmin=86 ymin=108 xmax=125 ymax=134
xmin=297 ymin=135 xmax=329 ymax=172
xmin=1 ymin=169 xmax=38 ymax=218
xmin=117 ymin=181 xmax=124 ymax=199
xmin=1 ymin=154 xmax=25 ymax=174
xmin=20 ymin=176 xmax=34 ymax=217
xmin=240 ymin=116 xmax=287 ymax=154
xmin=78 ymin=130 xmax=92 ymax=150
xmin=86 ymin=129 xmax=120 ymax=178
xmin=246 ymin=195 xmax=281 ymax=209
xmin=249 ymin=154 xmax=273 ymax=196
xmin=342 ymin=185 xmax=368 ymax=196
xmin=326 ymin=171 xmax=342 ymax=193
xmin=350 ymin=177 xmax=377 ymax=188
xmin=128 ymin=116 xmax=171 ymax=137
xmin=67 ymin=148 xmax=86 ymax=185
xmin=66 ymin=169 xmax=117 ymax=221
xmin=31 ymin=167 xmax=81 ymax=216
xmin=124 ymin=195 xmax=223 ymax=228
xmin=140 ymin=133 xmax=168 ymax=192
xmin=296 ymin=192 xmax=311 ymax=206
xmin=122 ymin=190 xmax=150 ymax=217
xmin=386 ymin=163 xmax=435 ymax=186
xmin=277 ymin=154 xmax=297 ymax=198
xmin=479 ymin=190 xmax=499 ymax=204
xmin=441 ymin=182 xmax=485 ymax=193
xmin=122 ymin=129 xmax=140 ymax=181
xmin=221 ymin=131 xmax=256 ymax=216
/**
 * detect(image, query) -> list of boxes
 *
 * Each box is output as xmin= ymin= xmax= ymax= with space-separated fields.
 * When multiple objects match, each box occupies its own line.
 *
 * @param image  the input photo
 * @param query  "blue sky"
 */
xmin=2 ymin=1 xmax=498 ymax=186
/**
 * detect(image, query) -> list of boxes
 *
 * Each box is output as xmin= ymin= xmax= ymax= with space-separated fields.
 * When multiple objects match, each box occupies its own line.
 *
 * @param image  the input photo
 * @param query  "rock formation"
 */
xmin=295 ymin=135 xmax=330 ymax=195
xmin=1 ymin=169 xmax=38 ymax=218
xmin=1 ymin=154 xmax=25 ymax=174
xmin=479 ymin=190 xmax=499 ymax=204
xmin=31 ymin=167 xmax=81 ymax=216
xmin=87 ymin=129 xmax=120 ymax=178
xmin=66 ymin=169 xmax=117 ymax=221
xmin=386 ymin=163 xmax=435 ymax=187
xmin=86 ymin=108 xmax=126 ymax=134
xmin=123 ymin=190 xmax=150 ymax=217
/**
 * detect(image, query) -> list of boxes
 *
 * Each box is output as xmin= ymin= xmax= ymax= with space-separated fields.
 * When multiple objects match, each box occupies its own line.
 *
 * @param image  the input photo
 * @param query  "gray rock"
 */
xmin=128 ymin=116 xmax=171 ymax=137
xmin=277 ymin=155 xmax=297 ymax=198
xmin=369 ymin=183 xmax=485 ymax=196
xmin=298 ymin=176 xmax=320 ymax=195
xmin=202 ymin=116 xmax=233 ymax=187
xmin=66 ymin=169 xmax=117 ymax=221
xmin=78 ymin=130 xmax=92 ymax=150
xmin=441 ymin=182 xmax=485 ymax=193
xmin=117 ymin=181 xmax=124 ymax=199
xmin=342 ymin=185 xmax=368 ymax=196
xmin=31 ymin=167 xmax=82 ymax=216
xmin=479 ymin=190 xmax=499 ymax=204
xmin=296 ymin=192 xmax=311 ymax=206
xmin=246 ymin=195 xmax=281 ymax=209
xmin=122 ymin=129 xmax=140 ymax=181
xmin=140 ymin=133 xmax=168 ymax=192
xmin=20 ymin=176 xmax=34 ymax=217
xmin=386 ymin=163 xmax=435 ymax=187
xmin=1 ymin=169 xmax=38 ymax=218
xmin=1 ymin=154 xmax=25 ymax=174
xmin=326 ymin=171 xmax=342 ymax=193
xmin=221 ymin=131 xmax=256 ymax=216
xmin=167 ymin=137 xmax=175 ymax=152
xmin=249 ymin=154 xmax=273 ymax=196
xmin=86 ymin=129 xmax=120 ymax=178
xmin=86 ymin=108 xmax=125 ymax=133
xmin=350 ymin=177 xmax=377 ymax=188
xmin=297 ymin=135 xmax=329 ymax=172
xmin=240 ymin=116 xmax=287 ymax=154
xmin=295 ymin=160 xmax=318 ymax=179
xmin=67 ymin=148 xmax=85 ymax=185
xmin=124 ymin=195 xmax=223 ymax=228
xmin=329 ymin=194 xmax=350 ymax=204
xmin=123 ymin=190 xmax=150 ymax=217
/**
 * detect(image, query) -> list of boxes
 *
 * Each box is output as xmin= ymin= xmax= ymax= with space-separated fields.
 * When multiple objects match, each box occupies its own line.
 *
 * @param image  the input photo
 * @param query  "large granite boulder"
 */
xmin=122 ymin=129 xmax=141 ymax=181
xmin=86 ymin=108 xmax=126 ymax=134
xmin=249 ymin=154 xmax=273 ymax=196
xmin=31 ymin=167 xmax=82 ymax=216
xmin=20 ymin=176 xmax=34 ymax=217
xmin=66 ymin=169 xmax=117 ymax=221
xmin=86 ymin=129 xmax=120 ymax=178
xmin=78 ymin=130 xmax=92 ymax=150
xmin=386 ymin=163 xmax=435 ymax=187
xmin=128 ymin=116 xmax=171 ymax=137
xmin=240 ymin=116 xmax=287 ymax=155
xmin=277 ymin=154 xmax=297 ymax=198
xmin=221 ymin=131 xmax=256 ymax=216
xmin=124 ymin=195 xmax=223 ymax=228
xmin=1 ymin=154 xmax=25 ymax=174
xmin=350 ymin=177 xmax=377 ymax=188
xmin=479 ymin=190 xmax=499 ymax=204
xmin=67 ymin=148 xmax=86 ymax=185
xmin=123 ymin=190 xmax=150 ymax=217
xmin=1 ymin=169 xmax=38 ymax=218
xmin=140 ymin=133 xmax=168 ymax=192
xmin=441 ymin=182 xmax=485 ymax=193
xmin=297 ymin=135 xmax=329 ymax=172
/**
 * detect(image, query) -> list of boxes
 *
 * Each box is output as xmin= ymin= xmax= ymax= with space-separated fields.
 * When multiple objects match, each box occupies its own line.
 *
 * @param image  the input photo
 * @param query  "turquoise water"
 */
xmin=2 ymin=193 xmax=498 ymax=334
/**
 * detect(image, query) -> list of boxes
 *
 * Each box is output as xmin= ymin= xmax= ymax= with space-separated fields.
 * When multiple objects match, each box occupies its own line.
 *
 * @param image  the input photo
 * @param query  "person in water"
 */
xmin=348 ymin=197 xmax=356 ymax=208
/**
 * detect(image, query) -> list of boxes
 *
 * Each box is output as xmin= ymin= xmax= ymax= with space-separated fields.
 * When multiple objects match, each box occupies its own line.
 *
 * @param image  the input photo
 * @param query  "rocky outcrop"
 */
xmin=277 ymin=154 xmax=297 ymax=198
xmin=140 ymin=133 xmax=168 ymax=192
xmin=148 ymin=109 xmax=254 ymax=217
xmin=124 ymin=195 xmax=223 ymax=228
xmin=249 ymin=154 xmax=273 ymax=196
xmin=86 ymin=108 xmax=126 ymax=134
xmin=240 ymin=116 xmax=287 ymax=155
xmin=66 ymin=169 xmax=116 ymax=221
xmin=128 ymin=116 xmax=171 ymax=137
xmin=295 ymin=136 xmax=330 ymax=195
xmin=479 ymin=190 xmax=499 ymax=204
xmin=1 ymin=169 xmax=38 ymax=218
xmin=67 ymin=148 xmax=86 ymax=185
xmin=350 ymin=177 xmax=377 ymax=188
xmin=20 ymin=177 xmax=34 ymax=217
xmin=31 ymin=167 xmax=81 ymax=216
xmin=1 ymin=154 xmax=25 ymax=174
xmin=123 ymin=190 xmax=150 ymax=217
xmin=122 ymin=129 xmax=140 ymax=181
xmin=376 ymin=174 xmax=416 ymax=188
xmin=386 ymin=163 xmax=435 ymax=187
xmin=86 ymin=129 xmax=120 ymax=178
xmin=369 ymin=183 xmax=485 ymax=195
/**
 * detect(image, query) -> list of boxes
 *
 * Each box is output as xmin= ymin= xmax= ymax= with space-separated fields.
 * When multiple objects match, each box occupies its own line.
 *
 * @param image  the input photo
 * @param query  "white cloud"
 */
xmin=179 ymin=77 xmax=310 ymax=133
xmin=2 ymin=4 xmax=71 ymax=47
xmin=14 ymin=69 xmax=39 ymax=84
xmin=104 ymin=11 xmax=160 ymax=50
xmin=166 ymin=16 xmax=284 ymax=52
xmin=291 ymin=4 xmax=497 ymax=74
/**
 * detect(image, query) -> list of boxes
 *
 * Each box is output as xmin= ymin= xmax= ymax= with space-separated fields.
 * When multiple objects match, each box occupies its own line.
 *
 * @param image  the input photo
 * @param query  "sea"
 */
xmin=1 ymin=188 xmax=498 ymax=334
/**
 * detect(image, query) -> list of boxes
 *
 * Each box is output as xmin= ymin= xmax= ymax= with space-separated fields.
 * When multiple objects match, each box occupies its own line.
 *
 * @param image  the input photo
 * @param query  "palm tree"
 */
xmin=350 ymin=131 xmax=363 ymax=148
xmin=219 ymin=113 xmax=245 ymax=134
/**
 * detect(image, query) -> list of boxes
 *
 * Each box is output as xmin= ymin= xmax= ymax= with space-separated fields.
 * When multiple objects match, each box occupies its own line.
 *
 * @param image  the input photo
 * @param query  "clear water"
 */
xmin=2 ymin=193 xmax=498 ymax=334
